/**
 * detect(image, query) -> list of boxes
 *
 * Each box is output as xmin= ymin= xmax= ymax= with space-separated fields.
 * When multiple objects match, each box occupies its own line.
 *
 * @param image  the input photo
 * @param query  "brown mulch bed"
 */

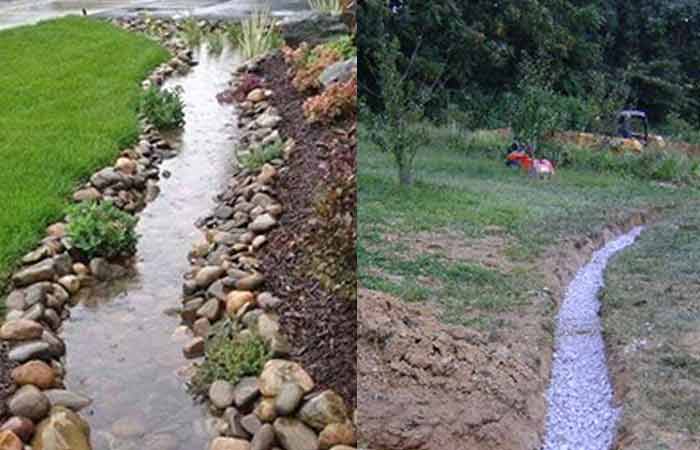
xmin=254 ymin=53 xmax=356 ymax=409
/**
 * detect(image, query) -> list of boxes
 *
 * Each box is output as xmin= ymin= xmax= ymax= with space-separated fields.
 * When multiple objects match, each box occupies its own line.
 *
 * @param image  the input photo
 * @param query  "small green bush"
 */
xmin=139 ymin=86 xmax=185 ymax=130
xmin=66 ymin=201 xmax=139 ymax=259
xmin=189 ymin=330 xmax=271 ymax=397
xmin=325 ymin=35 xmax=356 ymax=60
xmin=240 ymin=141 xmax=283 ymax=171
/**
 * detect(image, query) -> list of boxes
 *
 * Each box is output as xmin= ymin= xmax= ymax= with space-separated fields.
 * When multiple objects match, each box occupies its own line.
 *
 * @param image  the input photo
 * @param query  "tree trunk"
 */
xmin=398 ymin=162 xmax=414 ymax=186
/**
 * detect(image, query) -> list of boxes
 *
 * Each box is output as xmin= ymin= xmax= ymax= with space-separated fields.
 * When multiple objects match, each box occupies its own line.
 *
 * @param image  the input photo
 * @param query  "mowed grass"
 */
xmin=602 ymin=205 xmax=700 ymax=448
xmin=0 ymin=17 xmax=169 ymax=291
xmin=358 ymin=124 xmax=697 ymax=326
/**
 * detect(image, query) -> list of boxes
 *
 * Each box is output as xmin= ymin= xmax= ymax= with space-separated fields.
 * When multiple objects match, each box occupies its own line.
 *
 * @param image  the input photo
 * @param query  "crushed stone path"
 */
xmin=543 ymin=227 xmax=643 ymax=450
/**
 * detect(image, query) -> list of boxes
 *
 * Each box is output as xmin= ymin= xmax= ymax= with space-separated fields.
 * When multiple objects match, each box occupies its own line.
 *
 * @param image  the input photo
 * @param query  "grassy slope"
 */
xmin=358 ymin=126 xmax=695 ymax=326
xmin=602 ymin=205 xmax=700 ymax=449
xmin=0 ymin=17 xmax=168 ymax=291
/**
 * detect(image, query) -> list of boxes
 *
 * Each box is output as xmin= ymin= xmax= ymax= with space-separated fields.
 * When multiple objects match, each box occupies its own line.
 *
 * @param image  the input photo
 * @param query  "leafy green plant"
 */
xmin=139 ymin=86 xmax=185 ymax=130
xmin=240 ymin=141 xmax=283 ymax=171
xmin=232 ymin=10 xmax=284 ymax=59
xmin=66 ymin=201 xmax=139 ymax=259
xmin=325 ymin=35 xmax=356 ymax=59
xmin=307 ymin=0 xmax=343 ymax=15
xmin=179 ymin=17 xmax=203 ymax=47
xmin=189 ymin=329 xmax=271 ymax=397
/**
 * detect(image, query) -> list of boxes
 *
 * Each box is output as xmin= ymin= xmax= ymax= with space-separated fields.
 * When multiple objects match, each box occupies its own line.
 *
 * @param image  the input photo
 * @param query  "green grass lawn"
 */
xmin=358 ymin=125 xmax=697 ymax=326
xmin=602 ymin=205 xmax=700 ymax=448
xmin=0 ymin=17 xmax=169 ymax=293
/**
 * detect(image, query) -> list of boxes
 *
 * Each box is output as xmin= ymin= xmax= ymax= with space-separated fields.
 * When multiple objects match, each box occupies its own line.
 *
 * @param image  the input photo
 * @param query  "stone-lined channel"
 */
xmin=543 ymin=227 xmax=644 ymax=450
xmin=60 ymin=45 xmax=241 ymax=450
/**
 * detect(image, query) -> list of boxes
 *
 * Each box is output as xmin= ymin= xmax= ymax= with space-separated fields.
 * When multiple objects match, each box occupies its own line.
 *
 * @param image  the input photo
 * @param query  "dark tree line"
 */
xmin=359 ymin=0 xmax=700 ymax=128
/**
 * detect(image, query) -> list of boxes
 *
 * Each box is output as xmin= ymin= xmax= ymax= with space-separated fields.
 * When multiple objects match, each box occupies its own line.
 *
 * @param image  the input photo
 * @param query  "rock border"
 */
xmin=176 ymin=49 xmax=357 ymax=450
xmin=0 ymin=17 xmax=198 ymax=448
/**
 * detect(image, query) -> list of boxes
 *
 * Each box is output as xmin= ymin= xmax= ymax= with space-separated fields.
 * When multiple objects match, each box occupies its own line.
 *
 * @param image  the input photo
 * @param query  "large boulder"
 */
xmin=32 ymin=406 xmax=91 ymax=450
xmin=298 ymin=391 xmax=349 ymax=431
xmin=258 ymin=360 xmax=314 ymax=397
xmin=12 ymin=260 xmax=56 ymax=287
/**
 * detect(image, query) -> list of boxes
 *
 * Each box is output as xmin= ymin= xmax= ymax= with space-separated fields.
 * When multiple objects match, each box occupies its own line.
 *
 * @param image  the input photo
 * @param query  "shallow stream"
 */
xmin=60 ymin=45 xmax=240 ymax=450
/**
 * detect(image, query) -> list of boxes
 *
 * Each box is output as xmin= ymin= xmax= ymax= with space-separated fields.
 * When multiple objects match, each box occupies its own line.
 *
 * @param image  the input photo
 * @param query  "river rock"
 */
xmin=233 ymin=376 xmax=259 ymax=408
xmin=248 ymin=214 xmax=277 ymax=233
xmin=9 ymin=385 xmax=50 ymax=421
xmin=58 ymin=275 xmax=80 ymax=295
xmin=22 ymin=246 xmax=50 ymax=265
xmin=89 ymin=258 xmax=111 ymax=281
xmin=12 ymin=260 xmax=56 ymax=287
xmin=215 ymin=205 xmax=235 ymax=220
xmin=42 ymin=330 xmax=65 ymax=358
xmin=32 ymin=406 xmax=91 ymax=450
xmin=0 ymin=430 xmax=23 ymax=450
xmin=91 ymin=167 xmax=125 ymax=189
xmin=298 ymin=391 xmax=348 ymax=431
xmin=207 ymin=279 xmax=229 ymax=301
xmin=211 ymin=437 xmax=251 ymax=450
xmin=22 ymin=282 xmax=50 ymax=307
xmin=183 ymin=337 xmax=205 ymax=359
xmin=53 ymin=253 xmax=72 ymax=277
xmin=5 ymin=290 xmax=27 ymax=311
xmin=196 ymin=266 xmax=226 ymax=288
xmin=181 ymin=297 xmax=205 ymax=323
xmin=209 ymin=380 xmax=236 ymax=409
xmin=255 ymin=113 xmax=282 ymax=129
xmin=0 ymin=320 xmax=44 ymax=341
xmin=73 ymin=187 xmax=102 ymax=202
xmin=273 ymin=418 xmax=319 ymax=450
xmin=193 ymin=317 xmax=211 ymax=338
xmin=236 ymin=273 xmax=265 ymax=291
xmin=43 ymin=390 xmax=92 ymax=411
xmin=197 ymin=298 xmax=221 ymax=321
xmin=115 ymin=157 xmax=137 ymax=175
xmin=22 ymin=303 xmax=45 ymax=322
xmin=9 ymin=341 xmax=49 ymax=363
xmin=224 ymin=408 xmax=249 ymax=439
xmin=251 ymin=424 xmax=275 ymax=450
xmin=255 ymin=397 xmax=277 ymax=423
xmin=0 ymin=417 xmax=35 ymax=443
xmin=257 ymin=293 xmax=282 ymax=311
xmin=257 ymin=165 xmax=277 ymax=185
xmin=241 ymin=413 xmax=262 ymax=436
xmin=11 ymin=360 xmax=55 ymax=388
xmin=259 ymin=360 xmax=314 ymax=397
xmin=275 ymin=383 xmax=304 ymax=416
xmin=247 ymin=88 xmax=267 ymax=103
xmin=226 ymin=291 xmax=255 ymax=317
xmin=318 ymin=423 xmax=356 ymax=449
xmin=43 ymin=308 xmax=61 ymax=330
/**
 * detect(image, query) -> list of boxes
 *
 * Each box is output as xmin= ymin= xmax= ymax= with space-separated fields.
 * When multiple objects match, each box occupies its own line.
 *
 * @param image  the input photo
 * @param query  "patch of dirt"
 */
xmin=254 ymin=53 xmax=356 ymax=409
xmin=358 ymin=209 xmax=659 ymax=450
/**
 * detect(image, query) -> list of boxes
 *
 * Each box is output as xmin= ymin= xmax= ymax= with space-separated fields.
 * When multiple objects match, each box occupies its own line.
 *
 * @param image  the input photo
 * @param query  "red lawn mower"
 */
xmin=505 ymin=142 xmax=555 ymax=179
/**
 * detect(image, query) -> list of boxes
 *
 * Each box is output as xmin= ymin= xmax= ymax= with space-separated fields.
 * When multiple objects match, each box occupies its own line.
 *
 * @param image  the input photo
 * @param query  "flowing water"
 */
xmin=60 ymin=45 xmax=241 ymax=450
xmin=543 ymin=227 xmax=644 ymax=450
xmin=0 ymin=0 xmax=308 ymax=30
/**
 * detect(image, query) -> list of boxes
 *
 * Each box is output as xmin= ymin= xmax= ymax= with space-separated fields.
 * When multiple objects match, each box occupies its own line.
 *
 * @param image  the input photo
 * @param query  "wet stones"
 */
xmin=8 ymin=385 xmax=50 ymax=421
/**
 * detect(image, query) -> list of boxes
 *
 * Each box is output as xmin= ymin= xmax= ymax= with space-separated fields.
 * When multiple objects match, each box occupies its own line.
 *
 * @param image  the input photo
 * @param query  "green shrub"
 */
xmin=233 ymin=10 xmax=284 ymax=59
xmin=325 ymin=35 xmax=356 ymax=59
xmin=139 ymin=86 xmax=185 ymax=130
xmin=189 ymin=328 xmax=271 ymax=397
xmin=66 ymin=201 xmax=139 ymax=259
xmin=307 ymin=0 xmax=343 ymax=15
xmin=240 ymin=141 xmax=283 ymax=171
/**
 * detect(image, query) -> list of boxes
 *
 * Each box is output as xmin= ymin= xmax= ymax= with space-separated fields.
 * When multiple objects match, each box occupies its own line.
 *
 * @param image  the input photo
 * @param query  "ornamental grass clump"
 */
xmin=66 ymin=201 xmax=139 ymax=260
xmin=232 ymin=10 xmax=284 ymax=59
xmin=307 ymin=0 xmax=343 ymax=15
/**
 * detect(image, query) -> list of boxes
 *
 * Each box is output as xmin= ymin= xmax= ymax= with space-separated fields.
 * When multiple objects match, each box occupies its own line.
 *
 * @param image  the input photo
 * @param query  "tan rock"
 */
xmin=298 ymin=391 xmax=349 ymax=431
xmin=11 ymin=360 xmax=56 ymax=389
xmin=58 ymin=275 xmax=80 ymax=295
xmin=210 ymin=437 xmax=251 ymax=450
xmin=115 ymin=157 xmax=137 ymax=175
xmin=226 ymin=291 xmax=255 ymax=317
xmin=0 ymin=430 xmax=23 ymax=450
xmin=255 ymin=397 xmax=277 ymax=423
xmin=46 ymin=223 xmax=67 ymax=239
xmin=32 ymin=406 xmax=91 ymax=450
xmin=258 ymin=360 xmax=314 ymax=397
xmin=0 ymin=320 xmax=44 ymax=341
xmin=319 ymin=422 xmax=356 ymax=449
xmin=0 ymin=417 xmax=35 ymax=442
xmin=247 ymin=88 xmax=267 ymax=103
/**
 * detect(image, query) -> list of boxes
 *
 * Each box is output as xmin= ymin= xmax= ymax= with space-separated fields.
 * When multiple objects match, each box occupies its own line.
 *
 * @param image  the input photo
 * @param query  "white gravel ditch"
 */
xmin=543 ymin=227 xmax=644 ymax=450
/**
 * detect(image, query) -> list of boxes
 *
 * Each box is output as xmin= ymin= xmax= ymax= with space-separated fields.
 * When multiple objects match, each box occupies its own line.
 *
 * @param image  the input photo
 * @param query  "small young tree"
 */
xmin=364 ymin=38 xmax=434 ymax=186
